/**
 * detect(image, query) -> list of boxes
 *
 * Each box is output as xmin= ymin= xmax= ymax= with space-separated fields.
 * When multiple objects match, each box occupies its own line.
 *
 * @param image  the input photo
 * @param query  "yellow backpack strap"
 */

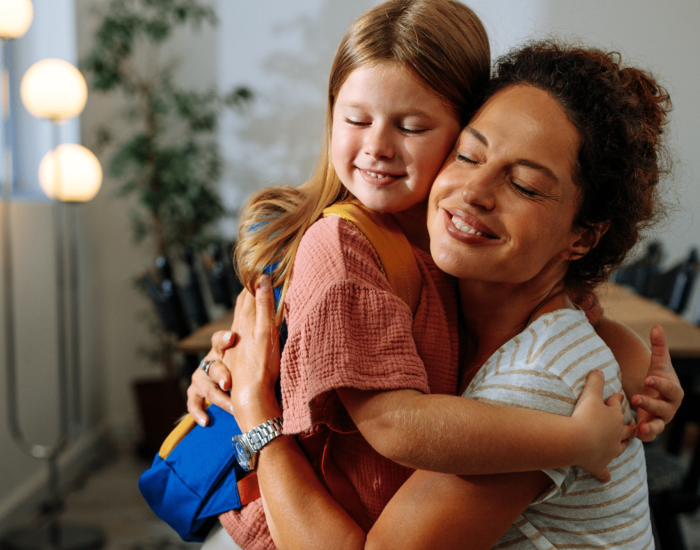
xmin=158 ymin=401 xmax=211 ymax=459
xmin=323 ymin=203 xmax=422 ymax=314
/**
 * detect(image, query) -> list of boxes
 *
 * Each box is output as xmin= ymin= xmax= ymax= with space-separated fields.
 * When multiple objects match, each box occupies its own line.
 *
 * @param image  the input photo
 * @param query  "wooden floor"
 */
xmin=24 ymin=451 xmax=700 ymax=550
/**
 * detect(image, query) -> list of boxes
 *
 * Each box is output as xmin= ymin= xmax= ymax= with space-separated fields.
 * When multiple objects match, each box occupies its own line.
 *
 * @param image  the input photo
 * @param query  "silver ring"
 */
xmin=199 ymin=358 xmax=215 ymax=375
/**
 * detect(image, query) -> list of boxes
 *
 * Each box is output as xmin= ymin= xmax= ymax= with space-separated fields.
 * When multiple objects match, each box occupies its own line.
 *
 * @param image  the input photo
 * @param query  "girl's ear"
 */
xmin=565 ymin=222 xmax=610 ymax=260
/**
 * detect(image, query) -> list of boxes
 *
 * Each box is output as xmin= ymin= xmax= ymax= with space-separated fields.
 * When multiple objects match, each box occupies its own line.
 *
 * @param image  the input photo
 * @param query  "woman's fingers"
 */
xmin=254 ymin=276 xmax=276 ymax=341
xmin=187 ymin=366 xmax=233 ymax=425
xmin=210 ymin=329 xmax=237 ymax=353
xmin=207 ymin=360 xmax=233 ymax=392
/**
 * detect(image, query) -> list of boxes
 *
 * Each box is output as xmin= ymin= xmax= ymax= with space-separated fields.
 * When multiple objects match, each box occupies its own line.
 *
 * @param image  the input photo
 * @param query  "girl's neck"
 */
xmin=458 ymin=278 xmax=570 ymax=375
xmin=390 ymin=201 xmax=430 ymax=253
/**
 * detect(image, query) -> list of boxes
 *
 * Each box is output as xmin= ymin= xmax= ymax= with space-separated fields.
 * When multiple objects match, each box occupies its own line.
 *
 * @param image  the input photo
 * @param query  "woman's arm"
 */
xmin=224 ymin=282 xmax=549 ymax=550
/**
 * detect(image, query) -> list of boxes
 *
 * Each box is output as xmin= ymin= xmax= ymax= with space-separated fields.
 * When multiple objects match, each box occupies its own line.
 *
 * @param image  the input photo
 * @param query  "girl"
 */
xmin=189 ymin=2 xmax=681 ymax=548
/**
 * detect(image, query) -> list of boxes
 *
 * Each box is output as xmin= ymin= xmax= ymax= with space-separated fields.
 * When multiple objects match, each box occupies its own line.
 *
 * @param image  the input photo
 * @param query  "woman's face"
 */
xmin=331 ymin=62 xmax=461 ymax=214
xmin=427 ymin=85 xmax=589 ymax=286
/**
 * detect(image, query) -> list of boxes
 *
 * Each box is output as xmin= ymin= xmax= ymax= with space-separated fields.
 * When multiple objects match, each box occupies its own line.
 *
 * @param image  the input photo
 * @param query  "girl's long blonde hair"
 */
xmin=235 ymin=0 xmax=491 ymax=321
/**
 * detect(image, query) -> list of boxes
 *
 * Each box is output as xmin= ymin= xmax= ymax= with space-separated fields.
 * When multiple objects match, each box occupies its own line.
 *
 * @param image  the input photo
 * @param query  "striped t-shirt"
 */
xmin=464 ymin=308 xmax=653 ymax=549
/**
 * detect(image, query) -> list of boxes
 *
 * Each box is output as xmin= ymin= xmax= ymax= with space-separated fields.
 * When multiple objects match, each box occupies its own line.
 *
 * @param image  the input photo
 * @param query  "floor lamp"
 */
xmin=1 ymin=17 xmax=104 ymax=549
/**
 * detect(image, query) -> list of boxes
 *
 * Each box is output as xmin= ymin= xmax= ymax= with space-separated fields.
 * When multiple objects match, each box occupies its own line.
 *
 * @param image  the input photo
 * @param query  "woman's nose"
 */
xmin=461 ymin=171 xmax=496 ymax=210
xmin=364 ymin=124 xmax=395 ymax=159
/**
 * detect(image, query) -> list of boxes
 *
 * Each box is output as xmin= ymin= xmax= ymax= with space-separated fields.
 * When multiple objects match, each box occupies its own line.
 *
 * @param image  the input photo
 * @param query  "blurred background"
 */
xmin=1 ymin=0 xmax=699 ymax=547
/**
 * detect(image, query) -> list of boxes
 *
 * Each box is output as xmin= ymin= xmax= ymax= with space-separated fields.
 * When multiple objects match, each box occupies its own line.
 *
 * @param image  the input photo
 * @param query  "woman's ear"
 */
xmin=565 ymin=222 xmax=610 ymax=260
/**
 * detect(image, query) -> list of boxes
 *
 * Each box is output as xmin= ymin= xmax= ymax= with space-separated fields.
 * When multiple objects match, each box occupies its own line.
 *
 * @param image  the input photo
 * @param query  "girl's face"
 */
xmin=428 ymin=85 xmax=590 ymax=286
xmin=331 ymin=62 xmax=461 ymax=214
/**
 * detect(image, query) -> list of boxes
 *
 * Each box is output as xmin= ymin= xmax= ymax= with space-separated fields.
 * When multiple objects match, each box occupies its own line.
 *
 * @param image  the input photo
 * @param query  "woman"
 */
xmin=210 ymin=41 xmax=675 ymax=549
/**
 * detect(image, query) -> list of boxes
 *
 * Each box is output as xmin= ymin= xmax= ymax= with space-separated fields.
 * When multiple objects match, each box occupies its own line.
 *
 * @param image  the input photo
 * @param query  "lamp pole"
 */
xmin=0 ymin=14 xmax=104 ymax=548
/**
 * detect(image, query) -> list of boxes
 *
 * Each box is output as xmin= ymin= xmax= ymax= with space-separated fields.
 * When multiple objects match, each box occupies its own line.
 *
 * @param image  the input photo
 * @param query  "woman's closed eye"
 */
xmin=456 ymin=153 xmax=479 ymax=165
xmin=510 ymin=180 xmax=539 ymax=198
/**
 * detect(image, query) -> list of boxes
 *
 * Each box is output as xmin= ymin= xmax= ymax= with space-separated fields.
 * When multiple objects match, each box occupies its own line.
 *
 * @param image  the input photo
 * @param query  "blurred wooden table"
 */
xmin=596 ymin=282 xmax=700 ymax=360
xmin=176 ymin=310 xmax=234 ymax=354
xmin=176 ymin=282 xmax=700 ymax=358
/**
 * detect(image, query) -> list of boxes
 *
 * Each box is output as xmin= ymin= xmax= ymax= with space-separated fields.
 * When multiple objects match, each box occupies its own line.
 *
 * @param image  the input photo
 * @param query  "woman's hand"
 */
xmin=186 ymin=329 xmax=237 ymax=426
xmin=631 ymin=325 xmax=684 ymax=442
xmin=571 ymin=370 xmax=636 ymax=482
xmin=221 ymin=276 xmax=281 ymax=432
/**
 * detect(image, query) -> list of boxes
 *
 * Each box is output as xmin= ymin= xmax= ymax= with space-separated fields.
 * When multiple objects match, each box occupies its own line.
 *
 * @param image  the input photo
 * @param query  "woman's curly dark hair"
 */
xmin=485 ymin=40 xmax=672 ymax=296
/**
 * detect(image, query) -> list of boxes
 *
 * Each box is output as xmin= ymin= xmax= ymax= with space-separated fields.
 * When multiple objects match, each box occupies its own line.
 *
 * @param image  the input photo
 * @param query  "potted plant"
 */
xmin=82 ymin=0 xmax=252 ymax=455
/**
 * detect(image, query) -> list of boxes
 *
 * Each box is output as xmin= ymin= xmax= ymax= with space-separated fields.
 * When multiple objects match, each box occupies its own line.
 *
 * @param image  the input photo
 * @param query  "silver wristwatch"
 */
xmin=232 ymin=417 xmax=284 ymax=472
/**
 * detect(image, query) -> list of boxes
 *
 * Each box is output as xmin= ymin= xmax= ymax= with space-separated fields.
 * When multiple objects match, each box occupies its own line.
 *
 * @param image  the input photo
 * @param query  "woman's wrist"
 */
xmin=233 ymin=383 xmax=282 ymax=432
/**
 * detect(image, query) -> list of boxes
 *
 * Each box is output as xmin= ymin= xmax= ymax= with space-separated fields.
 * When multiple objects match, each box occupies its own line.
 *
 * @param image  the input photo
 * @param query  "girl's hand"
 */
xmin=631 ymin=325 xmax=684 ymax=442
xmin=571 ymin=370 xmax=636 ymax=482
xmin=221 ymin=277 xmax=281 ymax=432
xmin=186 ymin=330 xmax=237 ymax=426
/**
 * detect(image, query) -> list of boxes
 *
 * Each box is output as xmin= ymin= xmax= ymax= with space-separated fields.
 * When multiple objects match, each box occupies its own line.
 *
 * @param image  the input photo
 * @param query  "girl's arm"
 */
xmin=594 ymin=317 xmax=683 ymax=441
xmin=224 ymin=283 xmax=551 ymax=550
xmin=193 ymin=283 xmax=630 ymax=482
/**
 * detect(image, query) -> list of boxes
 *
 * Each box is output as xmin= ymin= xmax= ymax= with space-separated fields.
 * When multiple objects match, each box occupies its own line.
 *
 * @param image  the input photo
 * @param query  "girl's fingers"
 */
xmin=649 ymin=325 xmax=671 ymax=372
xmin=632 ymin=395 xmax=674 ymax=423
xmin=638 ymin=418 xmax=665 ymax=441
xmin=646 ymin=376 xmax=684 ymax=406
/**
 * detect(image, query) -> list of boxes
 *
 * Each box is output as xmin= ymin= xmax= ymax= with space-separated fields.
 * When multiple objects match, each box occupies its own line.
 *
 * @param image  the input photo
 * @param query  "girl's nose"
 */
xmin=364 ymin=124 xmax=395 ymax=159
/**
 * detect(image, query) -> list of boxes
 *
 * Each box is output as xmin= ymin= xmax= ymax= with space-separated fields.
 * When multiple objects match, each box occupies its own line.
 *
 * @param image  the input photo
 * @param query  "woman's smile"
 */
xmin=428 ymin=84 xmax=586 ymax=285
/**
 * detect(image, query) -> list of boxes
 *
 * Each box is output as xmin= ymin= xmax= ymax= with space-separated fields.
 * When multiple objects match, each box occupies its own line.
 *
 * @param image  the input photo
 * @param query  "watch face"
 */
xmin=233 ymin=435 xmax=252 ymax=471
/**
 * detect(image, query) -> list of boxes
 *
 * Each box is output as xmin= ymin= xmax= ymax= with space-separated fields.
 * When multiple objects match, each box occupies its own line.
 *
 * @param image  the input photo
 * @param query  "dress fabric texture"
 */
xmin=219 ymin=216 xmax=460 ymax=549
xmin=467 ymin=309 xmax=653 ymax=550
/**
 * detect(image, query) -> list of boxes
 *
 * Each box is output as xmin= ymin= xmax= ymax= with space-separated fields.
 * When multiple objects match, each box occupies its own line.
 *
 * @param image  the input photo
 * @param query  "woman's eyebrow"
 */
xmin=465 ymin=126 xmax=488 ymax=146
xmin=515 ymin=159 xmax=560 ymax=185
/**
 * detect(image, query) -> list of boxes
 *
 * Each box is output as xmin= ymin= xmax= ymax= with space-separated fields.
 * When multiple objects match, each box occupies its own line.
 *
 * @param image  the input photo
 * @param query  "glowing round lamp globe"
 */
xmin=39 ymin=144 xmax=102 ymax=202
xmin=0 ymin=0 xmax=33 ymax=39
xmin=21 ymin=59 xmax=88 ymax=120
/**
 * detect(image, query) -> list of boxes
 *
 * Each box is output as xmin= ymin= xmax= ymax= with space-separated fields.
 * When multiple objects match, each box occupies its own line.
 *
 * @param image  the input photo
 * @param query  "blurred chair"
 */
xmin=612 ymin=241 xmax=663 ymax=294
xmin=141 ymin=257 xmax=190 ymax=339
xmin=646 ymin=409 xmax=700 ymax=550
xmin=644 ymin=248 xmax=699 ymax=314
xmin=203 ymin=243 xmax=236 ymax=309
xmin=182 ymin=250 xmax=210 ymax=327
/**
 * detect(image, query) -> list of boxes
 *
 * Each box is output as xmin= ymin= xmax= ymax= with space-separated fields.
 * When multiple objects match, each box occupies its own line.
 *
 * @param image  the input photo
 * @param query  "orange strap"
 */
xmin=238 ymin=472 xmax=261 ymax=505
xmin=323 ymin=202 xmax=422 ymax=314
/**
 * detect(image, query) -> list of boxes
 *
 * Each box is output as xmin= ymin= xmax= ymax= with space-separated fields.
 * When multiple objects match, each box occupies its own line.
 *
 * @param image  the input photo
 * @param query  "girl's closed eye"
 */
xmin=399 ymin=126 xmax=428 ymax=135
xmin=346 ymin=117 xmax=370 ymax=127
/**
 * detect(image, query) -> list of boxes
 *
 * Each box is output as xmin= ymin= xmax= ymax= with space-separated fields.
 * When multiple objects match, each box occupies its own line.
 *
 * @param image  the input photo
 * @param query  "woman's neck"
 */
xmin=458 ymin=278 xmax=570 ymax=373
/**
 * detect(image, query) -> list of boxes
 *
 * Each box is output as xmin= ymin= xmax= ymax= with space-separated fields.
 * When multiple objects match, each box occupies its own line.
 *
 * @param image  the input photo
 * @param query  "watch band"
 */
xmin=246 ymin=417 xmax=284 ymax=453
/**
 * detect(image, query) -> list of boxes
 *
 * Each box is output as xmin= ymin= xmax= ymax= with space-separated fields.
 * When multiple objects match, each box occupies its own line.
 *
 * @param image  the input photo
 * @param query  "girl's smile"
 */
xmin=331 ymin=62 xmax=461 ymax=214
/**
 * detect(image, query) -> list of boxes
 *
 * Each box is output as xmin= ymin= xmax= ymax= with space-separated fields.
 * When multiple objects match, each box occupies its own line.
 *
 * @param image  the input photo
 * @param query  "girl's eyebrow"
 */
xmin=339 ymin=101 xmax=435 ymax=118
